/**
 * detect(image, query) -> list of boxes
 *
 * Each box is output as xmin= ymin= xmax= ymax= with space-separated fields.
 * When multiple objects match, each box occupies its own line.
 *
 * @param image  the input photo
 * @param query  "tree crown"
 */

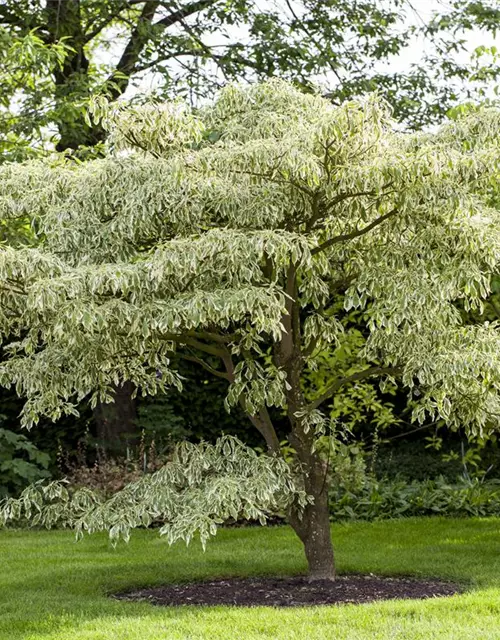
xmin=0 ymin=80 xmax=500 ymax=437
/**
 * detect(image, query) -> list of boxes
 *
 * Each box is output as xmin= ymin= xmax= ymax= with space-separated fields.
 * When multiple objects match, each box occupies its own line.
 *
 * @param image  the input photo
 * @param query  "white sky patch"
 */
xmin=111 ymin=0 xmax=500 ymax=106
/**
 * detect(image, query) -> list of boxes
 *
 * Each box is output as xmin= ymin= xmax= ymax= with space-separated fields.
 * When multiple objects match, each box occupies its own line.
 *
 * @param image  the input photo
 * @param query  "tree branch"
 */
xmin=253 ymin=406 xmax=281 ymax=454
xmin=155 ymin=331 xmax=226 ymax=357
xmin=104 ymin=0 xmax=160 ymax=100
xmin=311 ymin=207 xmax=398 ymax=255
xmin=161 ymin=2 xmax=230 ymax=81
xmin=133 ymin=50 xmax=192 ymax=73
xmin=308 ymin=366 xmax=401 ymax=411
xmin=178 ymin=353 xmax=230 ymax=380
xmin=154 ymin=0 xmax=217 ymax=29
xmin=180 ymin=337 xmax=225 ymax=357
xmin=83 ymin=1 xmax=135 ymax=43
xmin=221 ymin=350 xmax=281 ymax=453
xmin=185 ymin=330 xmax=237 ymax=344
xmin=103 ymin=0 xmax=218 ymax=100
xmin=307 ymin=183 xmax=396 ymax=230
xmin=283 ymin=0 xmax=344 ymax=84
xmin=229 ymin=167 xmax=314 ymax=197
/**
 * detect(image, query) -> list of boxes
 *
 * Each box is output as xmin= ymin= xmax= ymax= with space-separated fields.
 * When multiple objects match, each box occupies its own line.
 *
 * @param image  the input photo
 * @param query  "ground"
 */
xmin=114 ymin=574 xmax=459 ymax=607
xmin=1 ymin=518 xmax=500 ymax=639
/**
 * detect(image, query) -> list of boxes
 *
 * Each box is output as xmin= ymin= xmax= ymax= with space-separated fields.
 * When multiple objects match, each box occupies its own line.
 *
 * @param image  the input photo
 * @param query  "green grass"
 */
xmin=1 ymin=518 xmax=500 ymax=639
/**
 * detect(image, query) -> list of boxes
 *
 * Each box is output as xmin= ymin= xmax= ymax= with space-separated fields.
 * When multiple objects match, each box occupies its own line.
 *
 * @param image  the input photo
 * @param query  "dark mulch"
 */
xmin=112 ymin=574 xmax=462 ymax=608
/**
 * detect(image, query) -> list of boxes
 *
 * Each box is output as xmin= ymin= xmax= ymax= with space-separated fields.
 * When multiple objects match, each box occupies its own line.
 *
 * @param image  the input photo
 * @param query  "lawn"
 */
xmin=1 ymin=518 xmax=500 ymax=640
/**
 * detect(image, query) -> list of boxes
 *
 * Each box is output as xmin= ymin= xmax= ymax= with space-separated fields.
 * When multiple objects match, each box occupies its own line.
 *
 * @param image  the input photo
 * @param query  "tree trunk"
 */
xmin=93 ymin=382 xmax=137 ymax=456
xmin=271 ymin=262 xmax=336 ymax=580
xmin=44 ymin=0 xmax=105 ymax=152
xmin=289 ymin=472 xmax=336 ymax=581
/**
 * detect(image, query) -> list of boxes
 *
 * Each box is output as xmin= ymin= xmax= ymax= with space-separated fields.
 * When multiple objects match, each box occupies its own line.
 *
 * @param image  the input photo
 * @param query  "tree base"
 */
xmin=307 ymin=572 xmax=336 ymax=582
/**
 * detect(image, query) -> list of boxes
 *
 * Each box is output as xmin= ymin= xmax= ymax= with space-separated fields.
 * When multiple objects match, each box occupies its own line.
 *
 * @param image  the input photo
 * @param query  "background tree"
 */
xmin=1 ymin=81 xmax=500 ymax=578
xmin=1 ymin=0 xmax=500 ymax=157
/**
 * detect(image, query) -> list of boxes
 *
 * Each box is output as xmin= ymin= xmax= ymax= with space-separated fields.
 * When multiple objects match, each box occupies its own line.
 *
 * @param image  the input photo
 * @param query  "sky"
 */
xmin=387 ymin=0 xmax=500 ymax=72
xmin=119 ymin=0 xmax=500 ymax=106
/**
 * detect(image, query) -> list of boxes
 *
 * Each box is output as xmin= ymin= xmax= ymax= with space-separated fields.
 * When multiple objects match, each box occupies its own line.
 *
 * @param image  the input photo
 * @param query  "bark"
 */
xmin=289 ymin=485 xmax=335 ymax=581
xmin=93 ymin=381 xmax=137 ymax=456
xmin=43 ymin=0 xmax=161 ymax=150
xmin=273 ymin=262 xmax=336 ymax=580
xmin=288 ymin=430 xmax=336 ymax=580
xmin=44 ymin=0 xmax=103 ymax=151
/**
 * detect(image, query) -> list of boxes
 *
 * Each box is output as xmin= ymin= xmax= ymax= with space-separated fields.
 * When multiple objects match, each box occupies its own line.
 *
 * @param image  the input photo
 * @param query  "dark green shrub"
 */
xmin=330 ymin=476 xmax=500 ymax=521
xmin=0 ymin=427 xmax=51 ymax=497
xmin=369 ymin=440 xmax=465 ymax=481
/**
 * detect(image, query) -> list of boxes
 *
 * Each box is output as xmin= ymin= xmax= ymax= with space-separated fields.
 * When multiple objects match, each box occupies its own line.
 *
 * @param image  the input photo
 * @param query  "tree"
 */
xmin=1 ymin=80 xmax=500 ymax=579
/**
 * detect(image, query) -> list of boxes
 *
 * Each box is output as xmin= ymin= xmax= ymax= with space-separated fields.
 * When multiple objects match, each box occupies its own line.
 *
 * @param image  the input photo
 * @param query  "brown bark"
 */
xmin=289 ymin=485 xmax=335 ymax=581
xmin=44 ymin=0 xmax=156 ymax=150
xmin=44 ymin=0 xmax=104 ymax=151
xmin=93 ymin=381 xmax=137 ymax=456
xmin=273 ymin=263 xmax=336 ymax=580
xmin=288 ymin=417 xmax=336 ymax=580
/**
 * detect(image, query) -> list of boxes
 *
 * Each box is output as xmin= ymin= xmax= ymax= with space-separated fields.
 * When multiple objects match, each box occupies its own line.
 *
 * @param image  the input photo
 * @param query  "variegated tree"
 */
xmin=1 ymin=80 xmax=500 ymax=580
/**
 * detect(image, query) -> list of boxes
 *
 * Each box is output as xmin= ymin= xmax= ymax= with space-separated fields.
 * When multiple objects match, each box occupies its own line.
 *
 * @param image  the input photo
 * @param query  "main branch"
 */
xmin=221 ymin=350 xmax=281 ymax=453
xmin=311 ymin=208 xmax=398 ymax=255
xmin=105 ymin=1 xmax=160 ymax=99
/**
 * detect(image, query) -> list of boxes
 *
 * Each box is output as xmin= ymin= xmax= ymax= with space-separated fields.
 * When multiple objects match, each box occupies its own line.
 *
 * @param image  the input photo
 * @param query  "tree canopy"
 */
xmin=1 ymin=80 xmax=500 ymax=578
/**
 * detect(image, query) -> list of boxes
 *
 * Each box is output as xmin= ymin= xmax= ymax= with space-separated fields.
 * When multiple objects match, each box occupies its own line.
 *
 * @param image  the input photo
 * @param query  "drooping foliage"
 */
xmin=1 ymin=81 xmax=500 ymax=576
xmin=0 ymin=436 xmax=306 ymax=545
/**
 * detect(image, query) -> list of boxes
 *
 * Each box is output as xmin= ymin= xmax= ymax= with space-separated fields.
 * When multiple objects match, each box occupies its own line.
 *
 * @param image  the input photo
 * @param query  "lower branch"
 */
xmin=178 ymin=353 xmax=230 ymax=380
xmin=221 ymin=351 xmax=281 ymax=454
xmin=244 ymin=406 xmax=281 ymax=455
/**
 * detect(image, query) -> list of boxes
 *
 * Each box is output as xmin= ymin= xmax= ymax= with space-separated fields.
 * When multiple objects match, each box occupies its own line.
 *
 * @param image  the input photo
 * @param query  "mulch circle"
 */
xmin=112 ymin=574 xmax=462 ymax=608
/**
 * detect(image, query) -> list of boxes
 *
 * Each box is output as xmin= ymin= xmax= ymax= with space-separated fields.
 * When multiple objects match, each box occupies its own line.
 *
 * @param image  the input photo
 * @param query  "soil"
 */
xmin=112 ymin=574 xmax=462 ymax=608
